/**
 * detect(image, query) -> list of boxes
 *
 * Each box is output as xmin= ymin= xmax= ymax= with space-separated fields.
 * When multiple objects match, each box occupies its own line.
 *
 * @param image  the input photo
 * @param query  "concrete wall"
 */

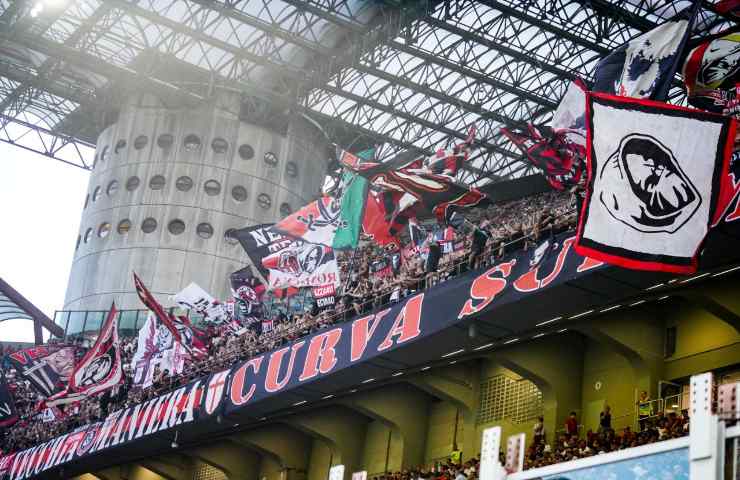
xmin=665 ymin=301 xmax=740 ymax=380
xmin=65 ymin=93 xmax=328 ymax=312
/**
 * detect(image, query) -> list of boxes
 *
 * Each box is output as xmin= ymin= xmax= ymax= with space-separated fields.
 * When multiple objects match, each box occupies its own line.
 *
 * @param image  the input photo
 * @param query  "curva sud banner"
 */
xmin=0 ymin=233 xmax=609 ymax=479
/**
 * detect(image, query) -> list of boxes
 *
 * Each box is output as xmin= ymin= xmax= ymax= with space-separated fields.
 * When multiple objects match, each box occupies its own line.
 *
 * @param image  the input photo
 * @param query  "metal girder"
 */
xmin=102 ymin=0 xmax=308 ymax=89
xmin=0 ymin=278 xmax=65 ymax=343
xmin=0 ymin=113 xmax=94 ymax=170
xmin=0 ymin=0 xmax=710 ymax=183
xmin=0 ymin=30 xmax=205 ymax=106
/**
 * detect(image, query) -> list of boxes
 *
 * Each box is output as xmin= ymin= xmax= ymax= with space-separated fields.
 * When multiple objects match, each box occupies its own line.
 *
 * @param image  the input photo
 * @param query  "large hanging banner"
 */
xmin=575 ymin=92 xmax=735 ymax=273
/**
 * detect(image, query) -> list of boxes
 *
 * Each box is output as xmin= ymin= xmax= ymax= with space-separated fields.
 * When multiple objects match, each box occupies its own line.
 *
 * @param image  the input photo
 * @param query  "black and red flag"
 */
xmin=6 ymin=346 xmax=66 ymax=398
xmin=48 ymin=304 xmax=122 ymax=405
xmin=427 ymin=126 xmax=477 ymax=176
xmin=371 ymin=168 xmax=488 ymax=223
xmin=134 ymin=273 xmax=208 ymax=358
xmin=501 ymin=124 xmax=586 ymax=191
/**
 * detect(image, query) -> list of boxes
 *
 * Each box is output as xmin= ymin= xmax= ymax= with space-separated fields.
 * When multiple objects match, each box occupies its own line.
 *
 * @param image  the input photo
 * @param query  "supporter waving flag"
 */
xmin=575 ymin=92 xmax=736 ymax=273
xmin=427 ymin=126 xmax=476 ymax=176
xmin=231 ymin=266 xmax=265 ymax=319
xmin=173 ymin=282 xmax=228 ymax=324
xmin=49 ymin=304 xmax=122 ymax=404
xmin=133 ymin=273 xmax=208 ymax=358
xmin=500 ymin=124 xmax=586 ymax=191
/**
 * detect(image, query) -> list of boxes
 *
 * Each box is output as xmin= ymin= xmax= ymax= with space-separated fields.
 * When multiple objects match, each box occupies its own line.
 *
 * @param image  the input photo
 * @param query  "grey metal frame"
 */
xmin=0 ymin=0 xmax=732 ymax=184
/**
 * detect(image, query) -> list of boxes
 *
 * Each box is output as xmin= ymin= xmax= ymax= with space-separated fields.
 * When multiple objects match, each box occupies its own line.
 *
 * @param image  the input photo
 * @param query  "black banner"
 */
xmin=230 ymin=266 xmax=265 ymax=320
xmin=229 ymin=224 xmax=292 ymax=281
xmin=312 ymin=284 xmax=336 ymax=311
xmin=0 ymin=375 xmax=17 ymax=428
xmin=6 ymin=346 xmax=65 ymax=398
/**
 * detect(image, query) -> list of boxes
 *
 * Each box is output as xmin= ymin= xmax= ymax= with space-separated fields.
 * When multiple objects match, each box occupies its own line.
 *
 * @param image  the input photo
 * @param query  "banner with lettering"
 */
xmin=312 ymin=284 xmax=336 ymax=311
xmin=6 ymin=346 xmax=67 ymax=398
xmin=0 ymin=232 xmax=609 ymax=478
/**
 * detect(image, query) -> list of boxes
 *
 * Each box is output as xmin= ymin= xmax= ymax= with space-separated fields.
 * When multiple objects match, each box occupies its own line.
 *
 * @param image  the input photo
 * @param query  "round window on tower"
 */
xmin=175 ymin=176 xmax=193 ymax=192
xmin=183 ymin=134 xmax=201 ymax=152
xmin=134 ymin=135 xmax=148 ymax=150
xmin=196 ymin=222 xmax=214 ymax=239
xmin=203 ymin=179 xmax=221 ymax=196
xmin=84 ymin=228 xmax=93 ymax=243
xmin=141 ymin=217 xmax=158 ymax=234
xmin=115 ymin=139 xmax=127 ymax=154
xmin=157 ymin=133 xmax=174 ymax=149
xmin=101 ymin=146 xmax=110 ymax=162
xmin=106 ymin=180 xmax=119 ymax=197
xmin=280 ymin=202 xmax=292 ymax=216
xmin=117 ymin=219 xmax=132 ymax=235
xmin=92 ymin=186 xmax=102 ymax=202
xmin=264 ymin=152 xmax=278 ymax=166
xmin=231 ymin=185 xmax=248 ymax=202
xmin=168 ymin=219 xmax=186 ymax=235
xmin=285 ymin=161 xmax=298 ymax=178
xmin=211 ymin=138 xmax=229 ymax=154
xmin=238 ymin=144 xmax=254 ymax=160
xmin=257 ymin=193 xmax=272 ymax=210
xmin=98 ymin=222 xmax=111 ymax=239
xmin=126 ymin=176 xmax=140 ymax=191
xmin=149 ymin=175 xmax=166 ymax=191
xmin=224 ymin=228 xmax=239 ymax=245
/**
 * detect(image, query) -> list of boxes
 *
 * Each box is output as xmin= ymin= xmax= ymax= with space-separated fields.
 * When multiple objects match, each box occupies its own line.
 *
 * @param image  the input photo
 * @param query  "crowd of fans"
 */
xmin=370 ymin=455 xmax=481 ymax=480
xmin=0 ymin=189 xmax=585 ymax=462
xmin=524 ymin=407 xmax=690 ymax=470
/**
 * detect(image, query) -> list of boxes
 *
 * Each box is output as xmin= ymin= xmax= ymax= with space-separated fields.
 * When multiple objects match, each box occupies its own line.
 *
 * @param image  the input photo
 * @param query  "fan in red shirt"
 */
xmin=565 ymin=411 xmax=579 ymax=438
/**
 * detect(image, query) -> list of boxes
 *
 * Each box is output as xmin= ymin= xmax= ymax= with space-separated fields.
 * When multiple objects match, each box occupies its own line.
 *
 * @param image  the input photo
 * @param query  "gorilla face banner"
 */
xmin=576 ymin=92 xmax=736 ymax=273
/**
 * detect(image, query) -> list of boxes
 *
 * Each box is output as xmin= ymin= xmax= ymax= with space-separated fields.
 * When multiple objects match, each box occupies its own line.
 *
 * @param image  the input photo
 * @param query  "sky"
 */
xmin=0 ymin=143 xmax=89 ymax=342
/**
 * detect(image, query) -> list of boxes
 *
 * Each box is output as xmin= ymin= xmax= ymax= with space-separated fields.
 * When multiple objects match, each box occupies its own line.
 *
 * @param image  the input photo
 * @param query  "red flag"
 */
xmin=133 ymin=273 xmax=182 ymax=344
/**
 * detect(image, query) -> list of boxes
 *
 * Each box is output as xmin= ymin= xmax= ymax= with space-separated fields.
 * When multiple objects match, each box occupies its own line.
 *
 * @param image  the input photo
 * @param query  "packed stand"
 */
xmin=524 ymin=407 xmax=690 ymax=470
xmin=0 ymin=190 xmax=579 ymax=457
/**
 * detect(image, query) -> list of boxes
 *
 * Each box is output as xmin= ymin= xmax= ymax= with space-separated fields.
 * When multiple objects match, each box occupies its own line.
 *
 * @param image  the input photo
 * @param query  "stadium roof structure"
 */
xmin=0 ymin=277 xmax=64 ymax=343
xmin=0 ymin=0 xmax=734 ymax=186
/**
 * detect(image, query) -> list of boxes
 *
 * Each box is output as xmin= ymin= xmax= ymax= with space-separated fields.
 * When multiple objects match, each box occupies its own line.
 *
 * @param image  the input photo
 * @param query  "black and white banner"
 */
xmin=174 ymin=283 xmax=228 ymax=324
xmin=229 ymin=224 xmax=293 ymax=282
xmin=262 ymin=242 xmax=341 ymax=289
xmin=576 ymin=92 xmax=736 ymax=273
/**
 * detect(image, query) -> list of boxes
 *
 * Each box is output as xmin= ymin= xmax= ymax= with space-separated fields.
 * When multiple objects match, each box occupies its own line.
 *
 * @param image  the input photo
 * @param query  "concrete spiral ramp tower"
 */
xmin=64 ymin=93 xmax=328 ymax=311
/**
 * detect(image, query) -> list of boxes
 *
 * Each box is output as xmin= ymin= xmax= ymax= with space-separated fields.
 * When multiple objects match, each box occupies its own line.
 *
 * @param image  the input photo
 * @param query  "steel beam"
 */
xmin=0 ymin=113 xmax=94 ymax=170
